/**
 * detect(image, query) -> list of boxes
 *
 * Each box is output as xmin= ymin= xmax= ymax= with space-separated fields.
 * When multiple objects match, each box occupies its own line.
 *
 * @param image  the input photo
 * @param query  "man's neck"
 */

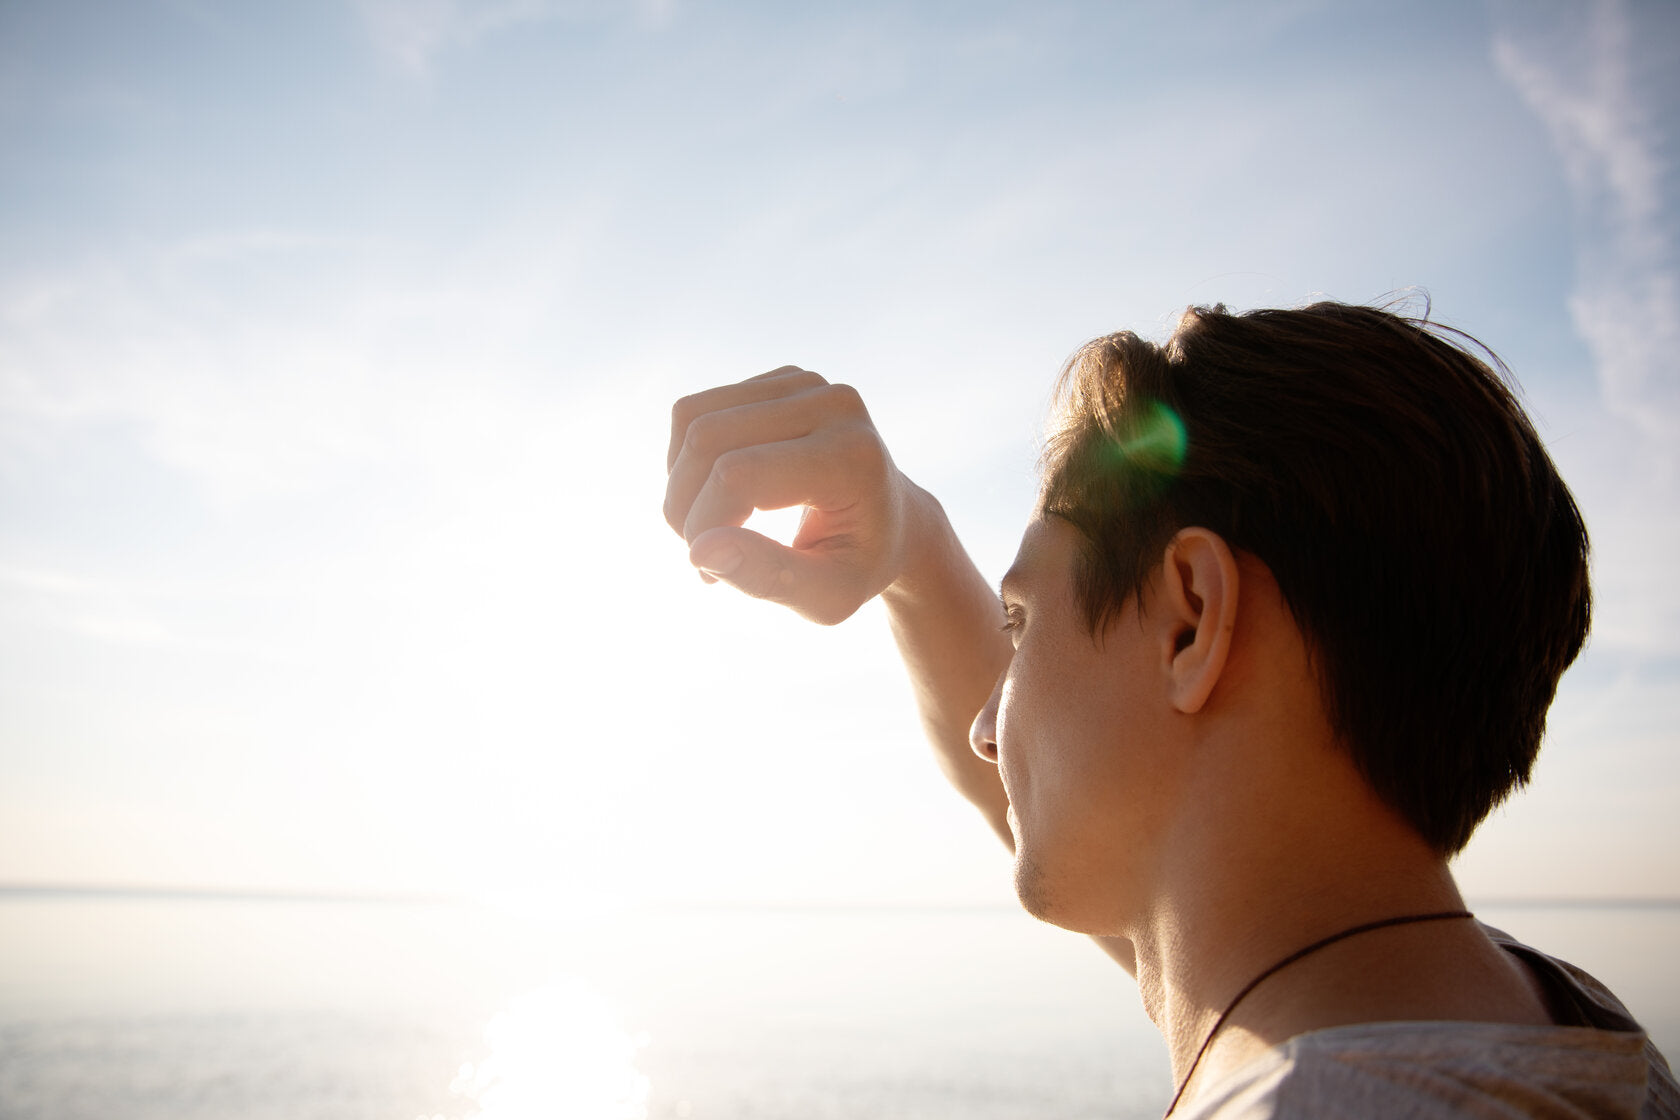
xmin=1127 ymin=796 xmax=1551 ymax=1110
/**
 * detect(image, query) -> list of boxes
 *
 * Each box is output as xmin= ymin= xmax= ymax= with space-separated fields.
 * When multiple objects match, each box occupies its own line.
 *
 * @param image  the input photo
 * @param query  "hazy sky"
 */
xmin=2 ymin=0 xmax=1676 ymax=908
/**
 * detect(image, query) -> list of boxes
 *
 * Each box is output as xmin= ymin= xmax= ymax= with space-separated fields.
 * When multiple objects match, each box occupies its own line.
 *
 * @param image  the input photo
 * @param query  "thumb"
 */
xmin=689 ymin=526 xmax=863 ymax=625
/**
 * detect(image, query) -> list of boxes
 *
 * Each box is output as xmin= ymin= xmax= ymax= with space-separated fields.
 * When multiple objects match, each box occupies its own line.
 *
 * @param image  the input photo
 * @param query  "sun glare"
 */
xmin=743 ymin=504 xmax=807 ymax=546
xmin=438 ymin=975 xmax=650 ymax=1120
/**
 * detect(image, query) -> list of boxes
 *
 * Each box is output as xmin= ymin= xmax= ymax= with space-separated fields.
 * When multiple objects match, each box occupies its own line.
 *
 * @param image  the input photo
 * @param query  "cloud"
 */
xmin=1 ymin=242 xmax=378 ymax=506
xmin=1492 ymin=0 xmax=1680 ymax=659
xmin=1493 ymin=0 xmax=1679 ymax=442
xmin=0 ymin=228 xmax=594 ymax=509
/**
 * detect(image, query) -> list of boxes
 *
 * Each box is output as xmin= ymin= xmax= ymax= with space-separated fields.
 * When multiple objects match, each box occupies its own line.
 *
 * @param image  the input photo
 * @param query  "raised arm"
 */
xmin=663 ymin=366 xmax=1010 ymax=834
xmin=664 ymin=366 xmax=1135 ymax=973
xmin=878 ymin=488 xmax=1013 ymax=843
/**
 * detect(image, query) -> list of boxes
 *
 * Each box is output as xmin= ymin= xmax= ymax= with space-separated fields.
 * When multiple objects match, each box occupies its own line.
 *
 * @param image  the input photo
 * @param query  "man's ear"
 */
xmin=1158 ymin=527 xmax=1239 ymax=714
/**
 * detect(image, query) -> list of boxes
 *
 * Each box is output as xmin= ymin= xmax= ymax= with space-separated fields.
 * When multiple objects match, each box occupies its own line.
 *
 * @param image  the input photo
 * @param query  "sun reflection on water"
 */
xmin=429 ymin=975 xmax=650 ymax=1120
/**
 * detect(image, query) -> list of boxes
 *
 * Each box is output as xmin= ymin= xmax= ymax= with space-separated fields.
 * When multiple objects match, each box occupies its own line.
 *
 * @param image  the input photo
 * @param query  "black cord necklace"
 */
xmin=1162 ymin=909 xmax=1475 ymax=1117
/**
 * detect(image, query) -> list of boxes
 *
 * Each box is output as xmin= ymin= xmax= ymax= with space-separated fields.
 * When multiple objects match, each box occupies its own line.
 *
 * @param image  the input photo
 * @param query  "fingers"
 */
xmin=678 ymin=432 xmax=844 ymax=543
xmin=689 ymin=526 xmax=868 ymax=626
xmin=666 ymin=367 xmax=897 ymax=625
xmin=666 ymin=366 xmax=825 ymax=472
xmin=664 ymin=389 xmax=823 ymax=536
xmin=665 ymin=376 xmax=876 ymax=541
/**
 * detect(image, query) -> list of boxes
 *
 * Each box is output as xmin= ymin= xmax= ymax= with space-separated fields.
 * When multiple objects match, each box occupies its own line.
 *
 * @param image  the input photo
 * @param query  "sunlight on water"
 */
xmin=433 ymin=976 xmax=649 ymax=1120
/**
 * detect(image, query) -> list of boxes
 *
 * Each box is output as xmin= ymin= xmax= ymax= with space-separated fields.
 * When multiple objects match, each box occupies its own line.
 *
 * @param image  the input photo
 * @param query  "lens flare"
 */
xmin=1112 ymin=400 xmax=1187 ymax=477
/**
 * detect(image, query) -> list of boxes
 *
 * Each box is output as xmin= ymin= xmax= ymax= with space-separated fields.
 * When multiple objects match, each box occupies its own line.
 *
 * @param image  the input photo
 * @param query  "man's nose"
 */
xmin=969 ymin=670 xmax=1004 ymax=763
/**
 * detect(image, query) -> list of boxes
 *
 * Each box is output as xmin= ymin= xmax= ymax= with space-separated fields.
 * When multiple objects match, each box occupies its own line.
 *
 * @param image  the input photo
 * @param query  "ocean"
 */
xmin=0 ymin=893 xmax=1674 ymax=1119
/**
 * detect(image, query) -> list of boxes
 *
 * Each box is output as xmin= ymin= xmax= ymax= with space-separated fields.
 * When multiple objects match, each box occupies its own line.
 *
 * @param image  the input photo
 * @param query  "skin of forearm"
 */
xmin=881 ymin=483 xmax=1016 ymax=849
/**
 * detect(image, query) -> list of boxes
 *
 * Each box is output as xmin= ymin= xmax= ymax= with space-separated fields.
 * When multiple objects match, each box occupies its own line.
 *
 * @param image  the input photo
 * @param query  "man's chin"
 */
xmin=1012 ymin=850 xmax=1121 ymax=935
xmin=1013 ymin=851 xmax=1073 ymax=928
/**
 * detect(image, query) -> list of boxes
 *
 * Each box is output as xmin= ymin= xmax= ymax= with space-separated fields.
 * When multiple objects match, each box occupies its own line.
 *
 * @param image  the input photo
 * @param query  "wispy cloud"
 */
xmin=1493 ymin=0 xmax=1680 ymax=659
xmin=1493 ymin=0 xmax=1678 ymax=442
xmin=0 ymin=229 xmax=585 ymax=508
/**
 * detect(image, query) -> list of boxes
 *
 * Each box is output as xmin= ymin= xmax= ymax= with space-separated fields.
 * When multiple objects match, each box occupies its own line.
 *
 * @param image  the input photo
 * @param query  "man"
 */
xmin=663 ymin=301 xmax=1678 ymax=1117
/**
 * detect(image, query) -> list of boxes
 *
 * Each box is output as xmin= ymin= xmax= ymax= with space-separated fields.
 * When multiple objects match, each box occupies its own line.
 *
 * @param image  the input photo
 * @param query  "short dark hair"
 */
xmin=1041 ymin=301 xmax=1591 ymax=854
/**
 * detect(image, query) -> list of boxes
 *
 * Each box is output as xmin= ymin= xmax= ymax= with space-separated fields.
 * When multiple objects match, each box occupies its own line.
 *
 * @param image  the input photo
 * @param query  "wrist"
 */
xmin=881 ymin=482 xmax=958 ymax=611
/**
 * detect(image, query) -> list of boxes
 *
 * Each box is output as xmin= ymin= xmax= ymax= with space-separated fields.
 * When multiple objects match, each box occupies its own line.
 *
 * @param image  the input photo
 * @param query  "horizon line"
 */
xmin=0 ymin=882 xmax=1677 ymax=911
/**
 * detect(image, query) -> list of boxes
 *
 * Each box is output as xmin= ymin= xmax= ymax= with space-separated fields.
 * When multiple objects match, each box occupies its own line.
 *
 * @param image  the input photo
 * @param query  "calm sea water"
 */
xmin=0 ymin=894 xmax=1674 ymax=1119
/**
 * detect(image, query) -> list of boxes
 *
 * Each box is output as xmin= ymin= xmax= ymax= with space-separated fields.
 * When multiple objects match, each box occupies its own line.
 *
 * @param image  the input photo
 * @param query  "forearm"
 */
xmin=881 ymin=484 xmax=1015 ymax=849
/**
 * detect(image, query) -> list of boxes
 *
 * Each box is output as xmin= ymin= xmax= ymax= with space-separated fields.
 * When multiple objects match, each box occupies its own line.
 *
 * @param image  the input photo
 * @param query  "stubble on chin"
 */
xmin=1014 ymin=848 xmax=1118 ymax=936
xmin=1012 ymin=849 xmax=1059 ymax=924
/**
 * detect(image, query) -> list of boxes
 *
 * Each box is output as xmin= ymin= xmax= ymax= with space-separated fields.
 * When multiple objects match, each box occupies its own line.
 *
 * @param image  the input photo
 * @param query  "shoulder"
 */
xmin=1182 ymin=1021 xmax=1658 ymax=1119
xmin=1180 ymin=932 xmax=1678 ymax=1119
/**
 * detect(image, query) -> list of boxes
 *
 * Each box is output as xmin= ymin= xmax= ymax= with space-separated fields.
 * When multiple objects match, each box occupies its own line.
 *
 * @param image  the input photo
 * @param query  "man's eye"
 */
xmin=1000 ymin=606 xmax=1025 ymax=634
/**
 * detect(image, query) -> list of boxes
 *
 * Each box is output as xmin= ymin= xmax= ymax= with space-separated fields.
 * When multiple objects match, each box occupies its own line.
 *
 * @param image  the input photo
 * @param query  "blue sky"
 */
xmin=1 ymin=0 xmax=1676 ymax=907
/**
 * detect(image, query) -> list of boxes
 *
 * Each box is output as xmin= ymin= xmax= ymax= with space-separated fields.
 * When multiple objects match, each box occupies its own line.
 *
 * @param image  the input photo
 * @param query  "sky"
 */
xmin=1 ymin=0 xmax=1676 ymax=909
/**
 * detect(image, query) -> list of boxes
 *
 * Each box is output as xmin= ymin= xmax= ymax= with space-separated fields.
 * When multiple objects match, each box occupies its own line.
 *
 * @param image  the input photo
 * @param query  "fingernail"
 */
xmin=692 ymin=542 xmax=743 ymax=577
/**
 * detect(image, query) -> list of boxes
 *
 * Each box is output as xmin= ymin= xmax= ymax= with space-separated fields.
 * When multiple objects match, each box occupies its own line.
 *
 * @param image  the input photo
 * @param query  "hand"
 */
xmin=664 ymin=366 xmax=917 ymax=625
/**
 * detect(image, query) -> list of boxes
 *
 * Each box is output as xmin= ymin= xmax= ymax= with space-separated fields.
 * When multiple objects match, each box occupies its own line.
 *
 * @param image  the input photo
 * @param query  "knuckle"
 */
xmin=710 ymin=447 xmax=755 ymax=491
xmin=754 ymin=365 xmax=825 ymax=390
xmin=682 ymin=412 xmax=721 ymax=458
xmin=670 ymin=393 xmax=701 ymax=431
xmin=823 ymin=382 xmax=864 ymax=413
xmin=738 ymin=569 xmax=782 ymax=602
xmin=833 ymin=423 xmax=888 ymax=472
xmin=733 ymin=556 xmax=792 ymax=603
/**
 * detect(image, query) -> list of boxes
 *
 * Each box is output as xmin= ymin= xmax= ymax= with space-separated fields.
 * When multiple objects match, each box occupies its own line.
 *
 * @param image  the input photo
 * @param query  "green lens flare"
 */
xmin=1134 ymin=400 xmax=1188 ymax=471
xmin=1104 ymin=400 xmax=1187 ymax=480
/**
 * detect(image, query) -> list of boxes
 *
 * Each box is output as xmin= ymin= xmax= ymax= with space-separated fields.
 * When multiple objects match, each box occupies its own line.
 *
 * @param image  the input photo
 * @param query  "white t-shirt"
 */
xmin=1179 ymin=930 xmax=1679 ymax=1119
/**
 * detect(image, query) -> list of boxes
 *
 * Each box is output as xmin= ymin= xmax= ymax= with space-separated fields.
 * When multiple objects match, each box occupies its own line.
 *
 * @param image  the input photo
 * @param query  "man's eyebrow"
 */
xmin=999 ymin=522 xmax=1046 ymax=602
xmin=998 ymin=552 xmax=1033 ymax=602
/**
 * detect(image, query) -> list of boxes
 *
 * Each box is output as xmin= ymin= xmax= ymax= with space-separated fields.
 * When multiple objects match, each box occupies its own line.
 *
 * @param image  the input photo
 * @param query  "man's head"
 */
xmin=1038 ymin=301 xmax=1591 ymax=855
